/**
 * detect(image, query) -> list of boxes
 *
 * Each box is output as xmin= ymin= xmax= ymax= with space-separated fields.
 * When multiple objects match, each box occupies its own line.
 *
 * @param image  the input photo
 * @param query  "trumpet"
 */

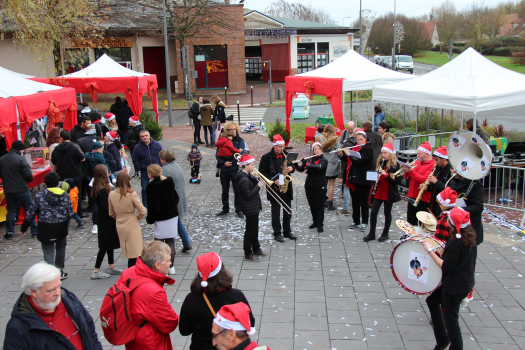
xmin=329 ymin=145 xmax=361 ymax=153
xmin=390 ymin=159 xmax=418 ymax=179
xmin=251 ymin=169 xmax=292 ymax=215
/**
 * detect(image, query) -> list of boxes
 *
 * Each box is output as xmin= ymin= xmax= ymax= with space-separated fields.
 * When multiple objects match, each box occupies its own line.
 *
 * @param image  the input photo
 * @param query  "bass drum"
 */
xmin=390 ymin=235 xmax=445 ymax=295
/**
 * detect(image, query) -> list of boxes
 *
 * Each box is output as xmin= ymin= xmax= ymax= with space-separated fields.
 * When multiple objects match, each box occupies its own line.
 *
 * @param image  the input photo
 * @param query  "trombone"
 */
xmin=251 ymin=169 xmax=292 ymax=215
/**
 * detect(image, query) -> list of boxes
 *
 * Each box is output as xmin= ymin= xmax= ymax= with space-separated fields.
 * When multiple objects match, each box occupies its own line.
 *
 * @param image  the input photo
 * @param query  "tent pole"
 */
xmin=356 ymin=90 xmax=358 ymax=122
xmin=350 ymin=90 xmax=353 ymax=119
xmin=426 ymin=107 xmax=430 ymax=133
xmin=342 ymin=88 xmax=345 ymax=123
xmin=79 ymin=93 xmax=83 ymax=103
xmin=473 ymin=113 xmax=477 ymax=132
xmin=15 ymin=104 xmax=21 ymax=141
xmin=403 ymin=104 xmax=406 ymax=132
xmin=416 ymin=106 xmax=419 ymax=133
xmin=441 ymin=108 xmax=444 ymax=132
xmin=460 ymin=111 xmax=463 ymax=130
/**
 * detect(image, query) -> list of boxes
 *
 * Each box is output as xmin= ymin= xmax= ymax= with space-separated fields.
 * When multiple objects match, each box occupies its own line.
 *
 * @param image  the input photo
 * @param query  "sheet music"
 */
xmin=348 ymin=150 xmax=361 ymax=159
xmin=397 ymin=160 xmax=411 ymax=167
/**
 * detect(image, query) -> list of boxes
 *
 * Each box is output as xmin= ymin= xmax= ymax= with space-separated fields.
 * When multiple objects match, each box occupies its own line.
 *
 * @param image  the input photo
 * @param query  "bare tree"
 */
xmin=462 ymin=2 xmax=507 ymax=51
xmin=264 ymin=0 xmax=337 ymax=25
xmin=434 ymin=0 xmax=459 ymax=53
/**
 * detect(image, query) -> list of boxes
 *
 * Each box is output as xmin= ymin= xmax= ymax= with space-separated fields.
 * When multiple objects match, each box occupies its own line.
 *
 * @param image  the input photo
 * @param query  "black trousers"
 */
xmin=220 ymin=169 xmax=240 ymax=212
xmin=370 ymin=198 xmax=393 ymax=236
xmin=305 ymin=185 xmax=326 ymax=227
xmin=95 ymin=250 xmax=114 ymax=269
xmin=193 ymin=118 xmax=201 ymax=143
xmin=350 ymin=185 xmax=372 ymax=225
xmin=407 ymin=200 xmax=430 ymax=226
xmin=426 ymin=286 xmax=468 ymax=350
xmin=270 ymin=196 xmax=292 ymax=236
xmin=191 ymin=165 xmax=200 ymax=178
xmin=128 ymin=258 xmax=137 ymax=268
xmin=244 ymin=214 xmax=261 ymax=255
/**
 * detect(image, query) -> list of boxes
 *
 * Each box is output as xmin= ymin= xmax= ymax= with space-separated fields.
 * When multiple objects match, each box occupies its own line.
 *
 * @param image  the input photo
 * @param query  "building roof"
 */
xmin=244 ymin=10 xmax=349 ymax=29
xmin=420 ymin=22 xmax=436 ymax=40
xmin=499 ymin=14 xmax=520 ymax=36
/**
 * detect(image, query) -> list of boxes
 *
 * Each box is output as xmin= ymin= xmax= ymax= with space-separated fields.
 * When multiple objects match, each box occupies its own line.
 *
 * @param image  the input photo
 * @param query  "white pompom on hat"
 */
xmin=213 ymin=302 xmax=256 ymax=336
xmin=196 ymin=252 xmax=222 ymax=288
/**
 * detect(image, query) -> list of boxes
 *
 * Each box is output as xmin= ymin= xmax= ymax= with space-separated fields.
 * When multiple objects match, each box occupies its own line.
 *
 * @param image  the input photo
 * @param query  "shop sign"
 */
xmin=333 ymin=45 xmax=348 ymax=57
xmin=71 ymin=37 xmax=132 ymax=48
xmin=207 ymin=60 xmax=228 ymax=73
xmin=299 ymin=37 xmax=313 ymax=43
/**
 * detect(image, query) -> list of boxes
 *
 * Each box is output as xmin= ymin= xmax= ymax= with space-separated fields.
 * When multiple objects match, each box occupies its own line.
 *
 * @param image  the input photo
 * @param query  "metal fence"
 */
xmin=395 ymin=131 xmax=456 ymax=151
xmin=485 ymin=164 xmax=525 ymax=227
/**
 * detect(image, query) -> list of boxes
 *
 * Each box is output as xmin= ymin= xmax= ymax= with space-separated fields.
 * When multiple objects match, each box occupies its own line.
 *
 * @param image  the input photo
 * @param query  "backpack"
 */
xmin=100 ymin=277 xmax=151 ymax=345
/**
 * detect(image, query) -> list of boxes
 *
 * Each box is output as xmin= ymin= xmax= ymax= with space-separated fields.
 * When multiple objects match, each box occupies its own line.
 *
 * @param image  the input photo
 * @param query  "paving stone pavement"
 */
xmin=1 ymin=138 xmax=525 ymax=349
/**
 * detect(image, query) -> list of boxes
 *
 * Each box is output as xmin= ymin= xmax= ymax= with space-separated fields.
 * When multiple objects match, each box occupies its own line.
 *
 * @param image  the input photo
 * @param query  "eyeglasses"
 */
xmin=211 ymin=329 xmax=228 ymax=339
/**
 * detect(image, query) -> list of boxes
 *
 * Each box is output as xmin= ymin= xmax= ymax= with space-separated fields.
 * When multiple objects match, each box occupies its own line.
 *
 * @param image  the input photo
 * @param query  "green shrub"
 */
xmin=493 ymin=47 xmax=512 ymax=57
xmin=385 ymin=115 xmax=403 ymax=129
xmin=139 ymin=111 xmax=163 ymax=141
xmin=267 ymin=118 xmax=290 ymax=143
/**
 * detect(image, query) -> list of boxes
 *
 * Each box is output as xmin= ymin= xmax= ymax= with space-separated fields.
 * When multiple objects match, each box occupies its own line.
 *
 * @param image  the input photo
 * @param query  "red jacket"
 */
xmin=404 ymin=159 xmax=435 ymax=203
xmin=216 ymin=137 xmax=241 ymax=157
xmin=245 ymin=341 xmax=271 ymax=350
xmin=118 ymin=258 xmax=179 ymax=350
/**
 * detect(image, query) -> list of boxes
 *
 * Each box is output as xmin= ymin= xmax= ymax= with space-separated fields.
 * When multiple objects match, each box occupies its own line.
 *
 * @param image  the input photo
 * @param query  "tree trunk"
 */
xmin=53 ymin=40 xmax=62 ymax=77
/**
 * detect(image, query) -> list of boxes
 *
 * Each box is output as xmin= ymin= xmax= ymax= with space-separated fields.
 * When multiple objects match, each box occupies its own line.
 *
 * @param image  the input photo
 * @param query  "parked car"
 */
xmin=395 ymin=55 xmax=413 ymax=73
xmin=381 ymin=56 xmax=392 ymax=69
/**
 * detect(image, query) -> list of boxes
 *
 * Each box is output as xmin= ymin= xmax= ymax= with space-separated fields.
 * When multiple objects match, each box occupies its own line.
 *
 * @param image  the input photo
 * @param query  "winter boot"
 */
xmin=327 ymin=200 xmax=337 ymax=211
xmin=363 ymin=232 xmax=376 ymax=242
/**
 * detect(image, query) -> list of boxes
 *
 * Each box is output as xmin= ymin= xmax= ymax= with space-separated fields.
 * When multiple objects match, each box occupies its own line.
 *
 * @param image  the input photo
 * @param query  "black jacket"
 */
xmin=102 ymin=149 xmax=119 ymax=173
xmin=51 ymin=142 xmax=85 ymax=181
xmin=110 ymin=101 xmax=124 ymax=118
xmin=4 ymin=289 xmax=103 ymax=350
xmin=365 ymin=129 xmax=383 ymax=163
xmin=189 ymin=101 xmax=200 ymax=119
xmin=0 ymin=149 xmax=33 ymax=194
xmin=213 ymin=101 xmax=227 ymax=123
xmin=427 ymin=162 xmax=453 ymax=217
xmin=442 ymin=238 xmax=477 ymax=295
xmin=126 ymin=124 xmax=145 ymax=150
xmin=346 ymin=143 xmax=375 ymax=186
xmin=295 ymin=154 xmax=328 ymax=188
xmin=94 ymin=188 xmax=120 ymax=250
xmin=259 ymin=148 xmax=295 ymax=200
xmin=70 ymin=124 xmax=86 ymax=143
xmin=105 ymin=142 xmax=122 ymax=172
xmin=179 ymin=288 xmax=254 ymax=350
xmin=447 ymin=178 xmax=484 ymax=244
xmin=118 ymin=105 xmax=133 ymax=132
xmin=376 ymin=160 xmax=402 ymax=203
xmin=76 ymin=133 xmax=96 ymax=154
xmin=146 ymin=177 xmax=179 ymax=224
xmin=237 ymin=171 xmax=261 ymax=216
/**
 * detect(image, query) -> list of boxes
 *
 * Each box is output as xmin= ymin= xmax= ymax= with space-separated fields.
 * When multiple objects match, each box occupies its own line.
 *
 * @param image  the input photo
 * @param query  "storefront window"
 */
xmin=297 ymin=43 xmax=315 ymax=73
xmin=194 ymin=45 xmax=228 ymax=89
xmin=317 ymin=43 xmax=329 ymax=68
xmin=94 ymin=48 xmax=132 ymax=63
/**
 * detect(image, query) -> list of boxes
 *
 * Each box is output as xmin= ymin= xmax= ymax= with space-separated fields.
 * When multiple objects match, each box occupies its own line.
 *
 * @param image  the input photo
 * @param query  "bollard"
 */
xmin=251 ymin=86 xmax=253 ymax=107
xmin=224 ymin=87 xmax=227 ymax=105
xmin=277 ymin=88 xmax=281 ymax=100
xmin=237 ymin=100 xmax=240 ymax=125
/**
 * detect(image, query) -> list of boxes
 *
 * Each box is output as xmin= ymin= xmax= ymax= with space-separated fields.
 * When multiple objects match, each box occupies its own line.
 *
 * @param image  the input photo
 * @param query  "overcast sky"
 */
xmin=243 ymin=0 xmax=510 ymax=26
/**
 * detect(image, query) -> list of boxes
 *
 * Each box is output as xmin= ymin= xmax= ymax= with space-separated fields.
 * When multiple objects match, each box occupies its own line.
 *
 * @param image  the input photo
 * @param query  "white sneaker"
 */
xmin=168 ymin=267 xmax=176 ymax=275
xmin=92 ymin=225 xmax=98 ymax=234
xmin=112 ymin=178 xmax=117 ymax=184
xmin=460 ymin=297 xmax=470 ymax=308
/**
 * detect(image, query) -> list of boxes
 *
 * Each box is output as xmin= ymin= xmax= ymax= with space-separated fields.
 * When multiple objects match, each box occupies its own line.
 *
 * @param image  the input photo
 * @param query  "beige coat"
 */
xmin=382 ymin=132 xmax=394 ymax=145
xmin=108 ymin=189 xmax=147 ymax=259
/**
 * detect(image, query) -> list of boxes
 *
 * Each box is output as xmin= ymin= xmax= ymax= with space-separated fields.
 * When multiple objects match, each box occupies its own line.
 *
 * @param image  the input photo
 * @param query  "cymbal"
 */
xmin=422 ymin=222 xmax=437 ymax=232
xmin=396 ymin=220 xmax=416 ymax=235
xmin=416 ymin=211 xmax=437 ymax=226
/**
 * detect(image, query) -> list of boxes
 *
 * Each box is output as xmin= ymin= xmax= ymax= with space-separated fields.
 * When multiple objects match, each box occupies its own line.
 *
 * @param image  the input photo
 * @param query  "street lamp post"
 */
xmin=162 ymin=0 xmax=173 ymax=126
xmin=391 ymin=0 xmax=397 ymax=70
xmin=359 ymin=0 xmax=363 ymax=55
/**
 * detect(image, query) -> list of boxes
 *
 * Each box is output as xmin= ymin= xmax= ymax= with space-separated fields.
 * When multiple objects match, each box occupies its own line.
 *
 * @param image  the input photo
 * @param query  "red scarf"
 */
xmin=345 ymin=143 xmax=365 ymax=190
xmin=374 ymin=164 xmax=390 ymax=201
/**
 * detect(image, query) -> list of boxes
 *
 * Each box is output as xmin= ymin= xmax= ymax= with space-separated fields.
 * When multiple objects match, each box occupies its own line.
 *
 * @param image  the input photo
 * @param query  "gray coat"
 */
xmin=161 ymin=160 xmax=188 ymax=218
xmin=315 ymin=135 xmax=341 ymax=177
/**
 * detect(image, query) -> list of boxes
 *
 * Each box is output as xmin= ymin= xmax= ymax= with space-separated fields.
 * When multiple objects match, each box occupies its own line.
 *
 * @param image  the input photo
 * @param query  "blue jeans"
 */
xmin=343 ymin=186 xmax=350 ymax=211
xmin=178 ymin=219 xmax=191 ymax=248
xmin=140 ymin=170 xmax=149 ymax=208
xmin=71 ymin=213 xmax=83 ymax=225
xmin=5 ymin=191 xmax=37 ymax=236
xmin=202 ymin=126 xmax=213 ymax=145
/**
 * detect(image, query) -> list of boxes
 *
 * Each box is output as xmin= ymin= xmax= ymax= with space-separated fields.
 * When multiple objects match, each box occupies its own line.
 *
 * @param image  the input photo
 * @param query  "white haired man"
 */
xmin=4 ymin=262 xmax=102 ymax=350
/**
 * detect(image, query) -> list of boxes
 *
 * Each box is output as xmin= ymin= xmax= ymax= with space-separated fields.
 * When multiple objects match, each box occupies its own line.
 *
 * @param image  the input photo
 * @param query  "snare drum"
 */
xmin=390 ymin=235 xmax=445 ymax=295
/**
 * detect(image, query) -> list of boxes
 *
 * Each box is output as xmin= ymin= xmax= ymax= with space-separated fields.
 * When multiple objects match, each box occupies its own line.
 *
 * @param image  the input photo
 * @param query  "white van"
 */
xmin=395 ymin=55 xmax=413 ymax=73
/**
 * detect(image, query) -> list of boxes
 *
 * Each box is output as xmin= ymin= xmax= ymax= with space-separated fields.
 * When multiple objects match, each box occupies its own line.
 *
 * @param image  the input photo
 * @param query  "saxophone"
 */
xmin=280 ymin=158 xmax=292 ymax=193
xmin=413 ymin=165 xmax=437 ymax=207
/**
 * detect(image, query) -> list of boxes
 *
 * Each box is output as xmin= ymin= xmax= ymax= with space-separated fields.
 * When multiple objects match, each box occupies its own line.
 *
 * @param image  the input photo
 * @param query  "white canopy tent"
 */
xmin=0 ymin=66 xmax=34 ymax=79
xmin=62 ymin=53 xmax=150 ymax=78
xmin=373 ymin=48 xmax=525 ymax=124
xmin=299 ymin=49 xmax=415 ymax=91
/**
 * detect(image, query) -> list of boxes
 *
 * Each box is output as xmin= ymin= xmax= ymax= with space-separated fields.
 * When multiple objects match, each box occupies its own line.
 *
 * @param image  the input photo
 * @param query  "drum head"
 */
xmin=396 ymin=220 xmax=416 ymax=235
xmin=390 ymin=239 xmax=442 ymax=295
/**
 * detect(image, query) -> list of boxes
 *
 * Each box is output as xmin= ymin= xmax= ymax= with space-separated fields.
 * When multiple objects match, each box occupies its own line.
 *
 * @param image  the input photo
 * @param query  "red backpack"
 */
xmin=100 ymin=277 xmax=151 ymax=345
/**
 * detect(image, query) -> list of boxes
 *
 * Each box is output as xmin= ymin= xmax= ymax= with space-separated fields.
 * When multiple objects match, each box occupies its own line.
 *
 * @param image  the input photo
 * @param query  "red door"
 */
xmin=143 ymin=47 xmax=167 ymax=89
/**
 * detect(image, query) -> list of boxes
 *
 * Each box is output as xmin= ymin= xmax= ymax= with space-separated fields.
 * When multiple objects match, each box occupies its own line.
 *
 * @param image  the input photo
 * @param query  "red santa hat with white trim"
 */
xmin=104 ymin=113 xmax=115 ymax=121
xmin=381 ymin=142 xmax=395 ymax=154
xmin=129 ymin=115 xmax=140 ymax=125
xmin=436 ymin=187 xmax=457 ymax=207
xmin=196 ymin=252 xmax=222 ymax=287
xmin=239 ymin=154 xmax=255 ymax=165
xmin=355 ymin=129 xmax=367 ymax=137
xmin=433 ymin=146 xmax=448 ymax=159
xmin=213 ymin=302 xmax=256 ymax=336
xmin=418 ymin=141 xmax=432 ymax=155
xmin=310 ymin=142 xmax=322 ymax=152
xmin=272 ymin=134 xmax=285 ymax=145
xmin=106 ymin=131 xmax=118 ymax=142
xmin=448 ymin=207 xmax=471 ymax=238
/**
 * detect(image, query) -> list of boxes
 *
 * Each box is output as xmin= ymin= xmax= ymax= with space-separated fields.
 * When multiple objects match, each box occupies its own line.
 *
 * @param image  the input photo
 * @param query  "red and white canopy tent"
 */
xmin=0 ymin=67 xmax=76 ymax=149
xmin=32 ymin=54 xmax=160 ymax=121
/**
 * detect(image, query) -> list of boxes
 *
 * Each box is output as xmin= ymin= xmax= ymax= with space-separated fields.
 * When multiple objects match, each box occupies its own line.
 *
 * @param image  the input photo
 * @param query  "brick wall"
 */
xmin=175 ymin=5 xmax=246 ymax=96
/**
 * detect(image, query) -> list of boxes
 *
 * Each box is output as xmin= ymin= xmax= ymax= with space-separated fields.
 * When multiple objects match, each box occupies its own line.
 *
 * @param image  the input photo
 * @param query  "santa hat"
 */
xmin=449 ymin=207 xmax=471 ymax=238
xmin=310 ymin=142 xmax=322 ymax=152
xmin=105 ymin=113 xmax=115 ymax=121
xmin=355 ymin=129 xmax=367 ymax=137
xmin=213 ymin=302 xmax=256 ymax=336
xmin=418 ymin=141 xmax=432 ymax=155
xmin=239 ymin=154 xmax=255 ymax=165
xmin=433 ymin=146 xmax=448 ymax=159
xmin=129 ymin=116 xmax=140 ymax=124
xmin=106 ymin=131 xmax=118 ymax=141
xmin=272 ymin=134 xmax=285 ymax=145
xmin=436 ymin=187 xmax=457 ymax=207
xmin=381 ymin=142 xmax=395 ymax=154
xmin=197 ymin=252 xmax=222 ymax=287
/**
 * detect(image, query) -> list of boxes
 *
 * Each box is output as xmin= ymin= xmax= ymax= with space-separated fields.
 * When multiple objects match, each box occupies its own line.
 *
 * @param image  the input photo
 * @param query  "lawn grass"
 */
xmin=265 ymin=122 xmax=316 ymax=143
xmin=414 ymin=51 xmax=525 ymax=74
